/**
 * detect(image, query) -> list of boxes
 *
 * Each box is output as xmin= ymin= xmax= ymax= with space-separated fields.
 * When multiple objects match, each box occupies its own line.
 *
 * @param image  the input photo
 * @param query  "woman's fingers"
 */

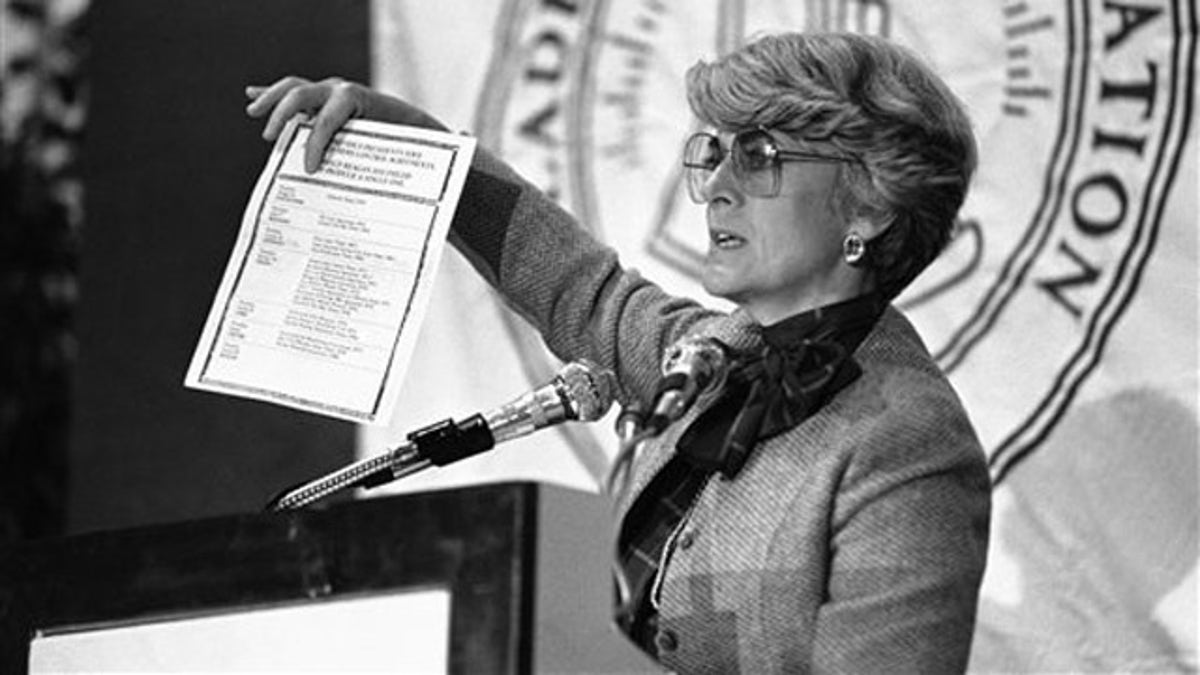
xmin=244 ymin=77 xmax=367 ymax=172
xmin=244 ymin=76 xmax=323 ymax=143
xmin=304 ymin=82 xmax=362 ymax=173
xmin=262 ymin=87 xmax=325 ymax=142
xmin=244 ymin=76 xmax=307 ymax=119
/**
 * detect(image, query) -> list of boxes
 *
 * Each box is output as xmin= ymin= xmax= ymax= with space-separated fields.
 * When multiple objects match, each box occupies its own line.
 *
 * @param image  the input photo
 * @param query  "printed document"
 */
xmin=185 ymin=118 xmax=476 ymax=424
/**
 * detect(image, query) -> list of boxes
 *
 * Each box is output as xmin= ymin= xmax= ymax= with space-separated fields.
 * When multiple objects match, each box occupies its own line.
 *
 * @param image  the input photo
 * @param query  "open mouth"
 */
xmin=710 ymin=229 xmax=746 ymax=249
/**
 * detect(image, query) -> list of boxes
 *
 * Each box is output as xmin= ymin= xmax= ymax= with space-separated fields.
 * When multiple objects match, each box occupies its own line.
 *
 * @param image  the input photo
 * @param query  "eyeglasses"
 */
xmin=682 ymin=127 xmax=857 ymax=203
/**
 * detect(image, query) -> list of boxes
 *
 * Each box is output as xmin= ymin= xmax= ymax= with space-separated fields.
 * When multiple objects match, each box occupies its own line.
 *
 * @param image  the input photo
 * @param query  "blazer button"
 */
xmin=655 ymin=629 xmax=679 ymax=653
xmin=677 ymin=530 xmax=695 ymax=550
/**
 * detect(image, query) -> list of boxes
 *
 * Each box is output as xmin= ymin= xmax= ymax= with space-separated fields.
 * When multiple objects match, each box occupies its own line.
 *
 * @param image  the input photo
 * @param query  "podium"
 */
xmin=0 ymin=482 xmax=658 ymax=673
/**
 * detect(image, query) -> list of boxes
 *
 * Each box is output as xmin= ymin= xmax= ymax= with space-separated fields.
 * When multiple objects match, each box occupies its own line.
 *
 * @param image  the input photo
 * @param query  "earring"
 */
xmin=843 ymin=232 xmax=866 ymax=266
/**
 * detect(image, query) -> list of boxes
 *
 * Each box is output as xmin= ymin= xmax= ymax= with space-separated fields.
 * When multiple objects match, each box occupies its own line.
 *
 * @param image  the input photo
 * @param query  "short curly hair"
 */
xmin=685 ymin=32 xmax=977 ymax=299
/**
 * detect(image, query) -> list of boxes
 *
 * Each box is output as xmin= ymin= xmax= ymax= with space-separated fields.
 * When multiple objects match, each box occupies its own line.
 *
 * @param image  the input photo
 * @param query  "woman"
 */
xmin=248 ymin=32 xmax=991 ymax=673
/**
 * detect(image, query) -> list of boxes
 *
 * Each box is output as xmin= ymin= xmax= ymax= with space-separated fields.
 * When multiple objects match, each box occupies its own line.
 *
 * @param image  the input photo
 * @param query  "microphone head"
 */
xmin=663 ymin=336 xmax=727 ymax=382
xmin=557 ymin=360 xmax=617 ymax=422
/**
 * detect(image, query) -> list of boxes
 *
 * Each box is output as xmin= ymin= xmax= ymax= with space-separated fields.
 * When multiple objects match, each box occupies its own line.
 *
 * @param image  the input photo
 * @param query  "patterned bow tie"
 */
xmin=676 ymin=293 xmax=886 ymax=477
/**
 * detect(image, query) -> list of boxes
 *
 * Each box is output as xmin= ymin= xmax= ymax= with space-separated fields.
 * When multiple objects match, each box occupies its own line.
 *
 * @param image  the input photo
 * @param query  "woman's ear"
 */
xmin=850 ymin=215 xmax=892 ymax=242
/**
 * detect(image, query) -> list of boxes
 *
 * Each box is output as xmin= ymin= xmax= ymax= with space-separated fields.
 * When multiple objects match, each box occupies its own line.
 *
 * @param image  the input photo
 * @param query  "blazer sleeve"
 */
xmin=446 ymin=146 xmax=722 ymax=405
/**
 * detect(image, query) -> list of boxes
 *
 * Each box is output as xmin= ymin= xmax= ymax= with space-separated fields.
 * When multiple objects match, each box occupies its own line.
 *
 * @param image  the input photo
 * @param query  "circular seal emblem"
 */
xmin=479 ymin=0 xmax=1195 ymax=481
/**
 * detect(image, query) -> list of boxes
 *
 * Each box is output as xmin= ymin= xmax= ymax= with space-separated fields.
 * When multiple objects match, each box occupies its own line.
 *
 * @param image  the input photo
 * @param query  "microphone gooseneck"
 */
xmin=264 ymin=444 xmax=425 ymax=512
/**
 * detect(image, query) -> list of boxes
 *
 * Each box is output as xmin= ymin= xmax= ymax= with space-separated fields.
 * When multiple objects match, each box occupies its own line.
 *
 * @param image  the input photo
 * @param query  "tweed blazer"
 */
xmin=449 ymin=148 xmax=992 ymax=674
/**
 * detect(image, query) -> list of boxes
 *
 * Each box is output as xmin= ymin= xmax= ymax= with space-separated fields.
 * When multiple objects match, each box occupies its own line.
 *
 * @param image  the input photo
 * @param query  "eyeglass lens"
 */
xmin=683 ymin=130 xmax=781 ymax=203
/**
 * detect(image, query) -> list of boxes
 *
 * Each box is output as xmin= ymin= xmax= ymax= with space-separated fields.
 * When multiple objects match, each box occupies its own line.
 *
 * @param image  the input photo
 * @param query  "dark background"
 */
xmin=60 ymin=0 xmax=369 ymax=535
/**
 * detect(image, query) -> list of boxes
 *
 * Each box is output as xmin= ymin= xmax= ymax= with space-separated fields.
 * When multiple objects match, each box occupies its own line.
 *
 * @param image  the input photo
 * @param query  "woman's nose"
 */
xmin=700 ymin=157 xmax=740 ymax=203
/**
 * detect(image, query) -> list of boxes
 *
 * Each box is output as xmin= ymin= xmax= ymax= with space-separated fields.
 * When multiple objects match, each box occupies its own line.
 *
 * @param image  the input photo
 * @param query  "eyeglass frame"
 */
xmin=681 ymin=126 xmax=858 ymax=203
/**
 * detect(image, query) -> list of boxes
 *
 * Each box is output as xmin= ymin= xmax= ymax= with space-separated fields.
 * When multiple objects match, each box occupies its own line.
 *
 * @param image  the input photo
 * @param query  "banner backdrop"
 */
xmin=366 ymin=0 xmax=1197 ymax=670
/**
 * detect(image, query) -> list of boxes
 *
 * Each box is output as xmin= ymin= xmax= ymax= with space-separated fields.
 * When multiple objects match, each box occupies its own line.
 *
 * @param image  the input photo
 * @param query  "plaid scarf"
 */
xmin=677 ymin=292 xmax=887 ymax=477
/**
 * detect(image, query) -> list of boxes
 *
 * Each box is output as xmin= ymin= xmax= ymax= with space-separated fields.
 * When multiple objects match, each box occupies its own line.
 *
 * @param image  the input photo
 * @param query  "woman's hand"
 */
xmin=245 ymin=77 xmax=448 ymax=173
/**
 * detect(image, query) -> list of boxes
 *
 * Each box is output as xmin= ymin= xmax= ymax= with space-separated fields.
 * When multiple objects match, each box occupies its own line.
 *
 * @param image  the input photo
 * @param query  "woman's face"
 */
xmin=697 ymin=129 xmax=865 ymax=324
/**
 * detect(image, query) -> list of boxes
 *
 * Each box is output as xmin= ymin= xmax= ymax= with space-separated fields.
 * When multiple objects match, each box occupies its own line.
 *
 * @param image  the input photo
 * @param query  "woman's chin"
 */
xmin=701 ymin=272 xmax=743 ymax=305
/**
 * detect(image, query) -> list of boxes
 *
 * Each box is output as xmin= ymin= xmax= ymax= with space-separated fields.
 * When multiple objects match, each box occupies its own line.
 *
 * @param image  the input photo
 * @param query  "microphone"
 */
xmin=267 ymin=360 xmax=616 ymax=511
xmin=472 ymin=359 xmax=617 ymax=446
xmin=399 ymin=359 xmax=616 ymax=470
xmin=614 ymin=400 xmax=645 ymax=447
xmin=645 ymin=336 xmax=728 ymax=434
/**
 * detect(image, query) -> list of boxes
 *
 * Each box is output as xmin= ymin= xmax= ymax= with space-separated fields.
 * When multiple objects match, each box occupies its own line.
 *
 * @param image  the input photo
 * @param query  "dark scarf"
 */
xmin=676 ymin=292 xmax=887 ymax=477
